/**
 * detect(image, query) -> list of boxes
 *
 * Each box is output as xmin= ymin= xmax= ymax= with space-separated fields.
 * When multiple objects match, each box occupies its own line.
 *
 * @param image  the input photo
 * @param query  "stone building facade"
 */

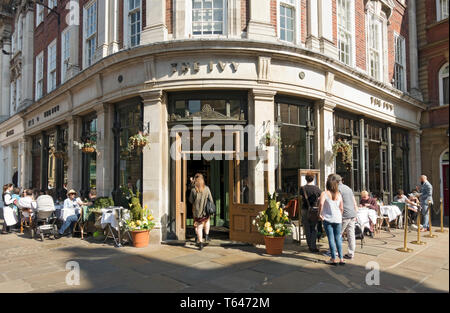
xmin=417 ymin=0 xmax=449 ymax=219
xmin=0 ymin=0 xmax=426 ymax=243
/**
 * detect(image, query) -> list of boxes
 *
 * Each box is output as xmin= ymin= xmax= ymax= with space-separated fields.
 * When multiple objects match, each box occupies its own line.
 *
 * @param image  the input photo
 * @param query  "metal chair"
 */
xmin=72 ymin=206 xmax=88 ymax=239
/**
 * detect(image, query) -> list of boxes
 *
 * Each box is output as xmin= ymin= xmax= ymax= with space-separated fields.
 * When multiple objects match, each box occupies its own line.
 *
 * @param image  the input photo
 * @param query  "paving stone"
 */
xmin=128 ymin=273 xmax=188 ymax=292
xmin=0 ymin=279 xmax=34 ymax=293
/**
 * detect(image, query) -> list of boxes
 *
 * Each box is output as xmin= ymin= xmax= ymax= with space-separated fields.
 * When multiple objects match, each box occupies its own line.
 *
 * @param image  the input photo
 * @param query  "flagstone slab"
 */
xmin=0 ymin=279 xmax=34 ymax=293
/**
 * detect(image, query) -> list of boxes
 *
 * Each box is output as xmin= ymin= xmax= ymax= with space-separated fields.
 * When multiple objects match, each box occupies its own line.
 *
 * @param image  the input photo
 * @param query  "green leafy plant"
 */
xmin=124 ymin=199 xmax=155 ymax=231
xmin=127 ymin=131 xmax=150 ymax=152
xmin=94 ymin=197 xmax=114 ymax=209
xmin=253 ymin=192 xmax=293 ymax=237
xmin=332 ymin=138 xmax=353 ymax=167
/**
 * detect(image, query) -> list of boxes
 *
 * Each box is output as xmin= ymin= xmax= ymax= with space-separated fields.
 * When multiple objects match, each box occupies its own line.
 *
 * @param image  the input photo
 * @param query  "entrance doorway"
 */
xmin=185 ymin=157 xmax=230 ymax=241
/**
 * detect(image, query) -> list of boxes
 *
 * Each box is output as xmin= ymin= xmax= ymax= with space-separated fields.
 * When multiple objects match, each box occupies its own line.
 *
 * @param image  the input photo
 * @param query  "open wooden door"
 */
xmin=229 ymin=132 xmax=267 ymax=244
xmin=175 ymin=133 xmax=187 ymax=240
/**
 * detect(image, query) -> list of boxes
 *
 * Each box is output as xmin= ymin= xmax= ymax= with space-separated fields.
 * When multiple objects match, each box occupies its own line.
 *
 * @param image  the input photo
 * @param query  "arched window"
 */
xmin=439 ymin=63 xmax=449 ymax=106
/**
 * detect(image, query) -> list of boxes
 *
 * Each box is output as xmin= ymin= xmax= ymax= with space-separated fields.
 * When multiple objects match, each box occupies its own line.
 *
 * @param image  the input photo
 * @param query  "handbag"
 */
xmin=205 ymin=197 xmax=216 ymax=216
xmin=302 ymin=186 xmax=320 ymax=223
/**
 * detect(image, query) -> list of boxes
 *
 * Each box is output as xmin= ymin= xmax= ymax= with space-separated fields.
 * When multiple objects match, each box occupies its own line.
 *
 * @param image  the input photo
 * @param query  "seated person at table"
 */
xmin=55 ymin=190 xmax=87 ymax=239
xmin=18 ymin=189 xmax=37 ymax=218
xmin=359 ymin=191 xmax=379 ymax=211
xmin=359 ymin=190 xmax=378 ymax=234
xmin=88 ymin=188 xmax=97 ymax=206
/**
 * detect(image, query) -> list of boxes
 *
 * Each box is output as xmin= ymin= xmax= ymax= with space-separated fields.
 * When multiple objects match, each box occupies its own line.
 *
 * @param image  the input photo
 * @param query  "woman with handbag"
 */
xmin=189 ymin=173 xmax=214 ymax=250
xmin=299 ymin=172 xmax=322 ymax=253
xmin=318 ymin=174 xmax=345 ymax=265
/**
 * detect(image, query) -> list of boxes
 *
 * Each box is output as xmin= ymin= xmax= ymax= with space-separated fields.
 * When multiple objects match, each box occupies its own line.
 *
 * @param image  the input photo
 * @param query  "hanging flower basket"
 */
xmin=74 ymin=140 xmax=96 ymax=154
xmin=127 ymin=131 xmax=150 ymax=153
xmin=49 ymin=146 xmax=66 ymax=159
xmin=332 ymin=139 xmax=353 ymax=167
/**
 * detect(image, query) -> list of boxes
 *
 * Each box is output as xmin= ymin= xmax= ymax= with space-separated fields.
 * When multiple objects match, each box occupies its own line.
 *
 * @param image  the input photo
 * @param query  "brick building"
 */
xmin=417 ymin=0 xmax=449 ymax=219
xmin=0 ymin=0 xmax=426 ymax=243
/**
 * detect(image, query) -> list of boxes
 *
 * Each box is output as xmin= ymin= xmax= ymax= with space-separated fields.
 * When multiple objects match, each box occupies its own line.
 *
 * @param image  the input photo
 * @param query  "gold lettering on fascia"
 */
xmin=170 ymin=61 xmax=240 ymax=74
xmin=370 ymin=97 xmax=393 ymax=111
xmin=6 ymin=129 xmax=14 ymax=137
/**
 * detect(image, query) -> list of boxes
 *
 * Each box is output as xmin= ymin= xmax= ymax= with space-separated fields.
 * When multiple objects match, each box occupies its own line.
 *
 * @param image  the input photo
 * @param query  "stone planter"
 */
xmin=264 ymin=236 xmax=285 ymax=255
xmin=131 ymin=230 xmax=150 ymax=248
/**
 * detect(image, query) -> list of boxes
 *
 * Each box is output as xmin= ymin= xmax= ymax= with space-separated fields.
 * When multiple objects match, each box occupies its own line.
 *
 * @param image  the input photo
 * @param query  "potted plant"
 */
xmin=332 ymin=138 xmax=353 ymax=168
xmin=127 ymin=131 xmax=150 ymax=153
xmin=124 ymin=196 xmax=155 ymax=248
xmin=253 ymin=192 xmax=293 ymax=255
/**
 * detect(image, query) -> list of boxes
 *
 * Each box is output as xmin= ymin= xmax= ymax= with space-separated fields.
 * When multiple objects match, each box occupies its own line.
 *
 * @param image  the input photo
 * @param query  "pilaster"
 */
xmin=95 ymin=103 xmax=114 ymax=198
xmin=247 ymin=0 xmax=276 ymax=42
xmin=318 ymin=99 xmax=336 ymax=187
xmin=141 ymin=0 xmax=168 ymax=44
xmin=66 ymin=116 xmax=82 ymax=192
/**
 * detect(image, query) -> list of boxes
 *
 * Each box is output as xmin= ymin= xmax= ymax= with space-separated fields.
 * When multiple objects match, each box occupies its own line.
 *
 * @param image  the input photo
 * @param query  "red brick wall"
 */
xmin=33 ymin=0 xmax=72 ymax=100
xmin=355 ymin=0 xmax=366 ymax=70
xmin=166 ymin=0 xmax=173 ymax=34
xmin=270 ymin=0 xmax=277 ymax=35
xmin=301 ymin=0 xmax=306 ymax=43
xmin=388 ymin=2 xmax=410 ymax=91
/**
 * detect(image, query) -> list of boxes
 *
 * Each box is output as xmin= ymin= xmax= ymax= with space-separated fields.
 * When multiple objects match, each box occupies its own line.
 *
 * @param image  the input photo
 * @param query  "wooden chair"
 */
xmin=285 ymin=199 xmax=298 ymax=219
xmin=72 ymin=206 xmax=87 ymax=239
xmin=376 ymin=206 xmax=391 ymax=233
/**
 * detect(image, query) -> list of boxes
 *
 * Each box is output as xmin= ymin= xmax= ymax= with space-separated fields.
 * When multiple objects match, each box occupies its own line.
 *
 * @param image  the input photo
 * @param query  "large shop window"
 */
xmin=275 ymin=98 xmax=315 ymax=197
xmin=365 ymin=122 xmax=388 ymax=197
xmin=334 ymin=113 xmax=361 ymax=192
xmin=114 ymin=101 xmax=143 ymax=207
xmin=81 ymin=116 xmax=97 ymax=198
xmin=392 ymin=129 xmax=409 ymax=194
xmin=31 ymin=136 xmax=42 ymax=190
xmin=45 ymin=127 xmax=68 ymax=200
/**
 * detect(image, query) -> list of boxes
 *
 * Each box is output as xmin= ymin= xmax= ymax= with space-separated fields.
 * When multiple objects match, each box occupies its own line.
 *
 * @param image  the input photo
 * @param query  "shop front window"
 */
xmin=81 ymin=116 xmax=97 ymax=198
xmin=334 ymin=113 xmax=360 ymax=191
xmin=114 ymin=100 xmax=143 ymax=207
xmin=275 ymin=99 xmax=315 ymax=197
xmin=31 ymin=136 xmax=42 ymax=190
xmin=365 ymin=122 xmax=388 ymax=197
xmin=392 ymin=130 xmax=409 ymax=193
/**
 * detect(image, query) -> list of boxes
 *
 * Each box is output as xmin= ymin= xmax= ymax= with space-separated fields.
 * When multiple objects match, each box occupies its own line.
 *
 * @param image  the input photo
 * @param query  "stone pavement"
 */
xmin=0 ymin=226 xmax=448 ymax=293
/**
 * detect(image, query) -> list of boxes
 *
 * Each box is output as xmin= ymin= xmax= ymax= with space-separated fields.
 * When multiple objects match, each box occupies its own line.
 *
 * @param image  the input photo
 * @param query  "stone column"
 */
xmin=20 ymin=7 xmax=34 ymax=109
xmin=318 ymin=100 xmax=335 ymax=187
xmin=360 ymin=118 xmax=366 ymax=191
xmin=228 ymin=0 xmax=242 ymax=38
xmin=95 ymin=0 xmax=110 ymax=60
xmin=247 ymin=0 xmax=276 ymax=42
xmin=250 ymin=89 xmax=276 ymax=204
xmin=409 ymin=130 xmax=422 ymax=191
xmin=18 ymin=137 xmax=28 ymax=189
xmin=306 ymin=0 xmax=320 ymax=51
xmin=387 ymin=126 xmax=393 ymax=201
xmin=108 ymin=0 xmax=120 ymax=54
xmin=173 ymin=0 xmax=190 ymax=39
xmin=1 ymin=34 xmax=11 ymax=119
xmin=141 ymin=90 xmax=169 ymax=243
xmin=141 ymin=0 xmax=168 ymax=43
xmin=318 ymin=0 xmax=337 ymax=58
xmin=66 ymin=116 xmax=82 ymax=192
xmin=95 ymin=103 xmax=114 ymax=198
xmin=5 ymin=144 xmax=13 ymax=186
xmin=408 ymin=0 xmax=423 ymax=100
xmin=67 ymin=25 xmax=80 ymax=79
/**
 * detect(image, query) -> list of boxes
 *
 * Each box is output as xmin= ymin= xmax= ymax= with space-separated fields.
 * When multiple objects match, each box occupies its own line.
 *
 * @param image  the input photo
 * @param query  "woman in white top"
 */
xmin=2 ymin=184 xmax=15 ymax=234
xmin=319 ymin=174 xmax=345 ymax=265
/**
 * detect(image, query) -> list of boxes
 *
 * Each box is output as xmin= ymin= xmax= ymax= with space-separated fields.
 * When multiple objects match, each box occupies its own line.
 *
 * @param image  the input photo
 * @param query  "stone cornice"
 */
xmin=18 ymin=39 xmax=426 ymax=117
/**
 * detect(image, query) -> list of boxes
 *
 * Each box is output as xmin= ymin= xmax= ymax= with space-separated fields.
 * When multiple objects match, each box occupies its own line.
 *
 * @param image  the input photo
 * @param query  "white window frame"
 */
xmin=437 ymin=0 xmax=449 ymax=21
xmin=61 ymin=27 xmax=71 ymax=83
xmin=191 ymin=0 xmax=228 ymax=37
xmin=35 ymin=52 xmax=44 ymax=100
xmin=124 ymin=0 xmax=142 ymax=48
xmin=277 ymin=0 xmax=301 ymax=45
xmin=439 ymin=63 xmax=449 ymax=106
xmin=337 ymin=0 xmax=355 ymax=66
xmin=83 ymin=1 xmax=97 ymax=69
xmin=47 ymin=39 xmax=57 ymax=93
xmin=366 ymin=11 xmax=384 ymax=81
xmin=48 ymin=0 xmax=57 ymax=10
xmin=36 ymin=3 xmax=44 ymax=26
xmin=394 ymin=33 xmax=407 ymax=92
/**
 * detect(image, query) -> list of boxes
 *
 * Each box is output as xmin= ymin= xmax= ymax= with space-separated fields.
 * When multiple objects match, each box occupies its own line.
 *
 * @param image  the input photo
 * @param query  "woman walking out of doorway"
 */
xmin=189 ymin=173 xmax=214 ymax=250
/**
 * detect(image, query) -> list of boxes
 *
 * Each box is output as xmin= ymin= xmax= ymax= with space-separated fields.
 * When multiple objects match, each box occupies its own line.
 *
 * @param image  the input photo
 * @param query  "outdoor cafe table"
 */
xmin=379 ymin=205 xmax=402 ymax=222
xmin=357 ymin=207 xmax=377 ymax=231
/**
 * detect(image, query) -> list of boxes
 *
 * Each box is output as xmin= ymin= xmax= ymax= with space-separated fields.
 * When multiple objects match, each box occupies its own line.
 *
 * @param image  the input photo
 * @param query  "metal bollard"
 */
xmin=435 ymin=199 xmax=447 ymax=233
xmin=396 ymin=202 xmax=413 ymax=253
xmin=411 ymin=208 xmax=426 ymax=245
xmin=424 ymin=200 xmax=438 ymax=238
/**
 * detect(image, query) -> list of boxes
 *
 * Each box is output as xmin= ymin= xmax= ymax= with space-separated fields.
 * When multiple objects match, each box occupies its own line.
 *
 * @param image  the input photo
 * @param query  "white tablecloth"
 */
xmin=380 ymin=205 xmax=402 ymax=222
xmin=101 ymin=207 xmax=130 ymax=230
xmin=60 ymin=208 xmax=80 ymax=222
xmin=357 ymin=208 xmax=377 ymax=231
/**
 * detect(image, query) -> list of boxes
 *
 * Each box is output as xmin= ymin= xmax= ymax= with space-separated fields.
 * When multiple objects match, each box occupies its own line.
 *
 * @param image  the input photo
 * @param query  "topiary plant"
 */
xmin=94 ymin=197 xmax=114 ymax=209
xmin=130 ymin=195 xmax=143 ymax=221
xmin=266 ymin=192 xmax=281 ymax=224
